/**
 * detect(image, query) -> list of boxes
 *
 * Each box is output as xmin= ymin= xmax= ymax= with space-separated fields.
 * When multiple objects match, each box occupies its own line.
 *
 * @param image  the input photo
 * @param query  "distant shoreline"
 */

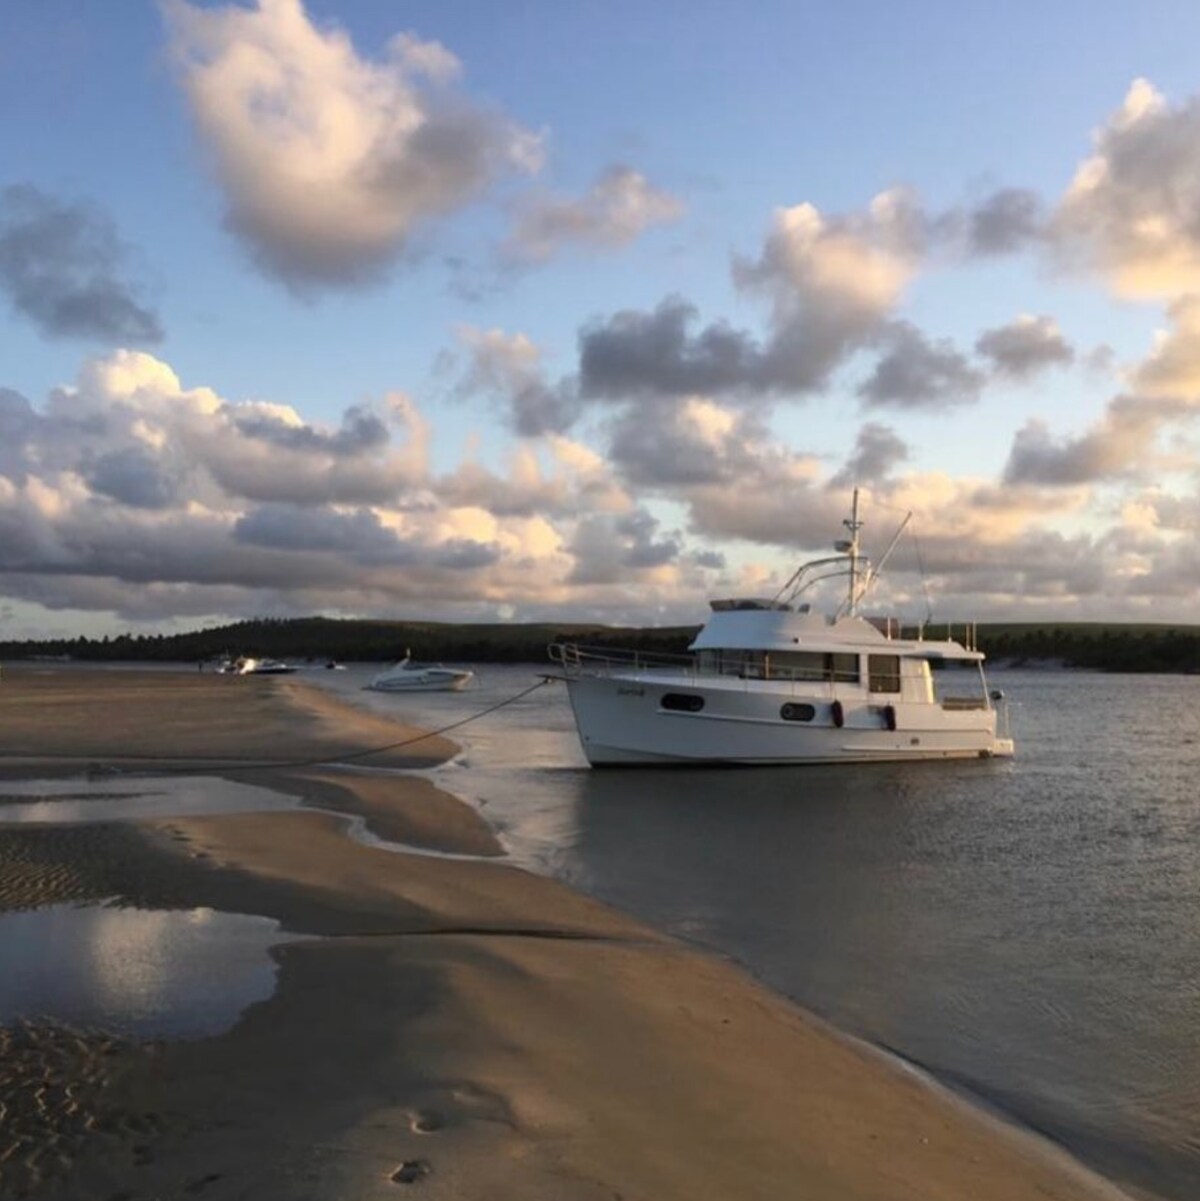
xmin=5 ymin=615 xmax=1200 ymax=674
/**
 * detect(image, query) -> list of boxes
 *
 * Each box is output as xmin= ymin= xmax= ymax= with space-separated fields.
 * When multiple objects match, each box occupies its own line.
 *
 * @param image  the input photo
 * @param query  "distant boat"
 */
xmin=365 ymin=652 xmax=473 ymax=693
xmin=550 ymin=489 xmax=1014 ymax=766
xmin=220 ymin=656 xmax=297 ymax=676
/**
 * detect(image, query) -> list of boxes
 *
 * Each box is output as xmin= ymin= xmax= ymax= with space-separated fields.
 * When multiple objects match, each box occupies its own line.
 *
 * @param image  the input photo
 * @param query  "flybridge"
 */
xmin=771 ymin=487 xmax=914 ymax=620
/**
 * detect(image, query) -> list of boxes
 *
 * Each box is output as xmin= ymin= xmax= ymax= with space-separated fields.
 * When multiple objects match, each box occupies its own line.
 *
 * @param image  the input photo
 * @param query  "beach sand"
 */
xmin=0 ymin=667 xmax=1137 ymax=1200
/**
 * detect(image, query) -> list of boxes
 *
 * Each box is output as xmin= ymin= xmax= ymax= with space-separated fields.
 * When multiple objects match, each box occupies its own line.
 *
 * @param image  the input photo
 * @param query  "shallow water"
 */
xmin=0 ymin=774 xmax=309 ymax=1039
xmin=314 ymin=662 xmax=1200 ymax=1201
xmin=0 ymin=903 xmax=296 ymax=1039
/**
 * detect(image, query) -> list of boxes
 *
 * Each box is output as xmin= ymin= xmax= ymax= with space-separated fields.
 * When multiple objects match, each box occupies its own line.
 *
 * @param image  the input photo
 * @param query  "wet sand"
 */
xmin=0 ymin=667 xmax=1138 ymax=1200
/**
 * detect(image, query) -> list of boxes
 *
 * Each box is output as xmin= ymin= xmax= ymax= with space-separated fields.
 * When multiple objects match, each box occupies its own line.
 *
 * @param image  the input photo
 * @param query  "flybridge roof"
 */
xmin=691 ymin=606 xmax=985 ymax=661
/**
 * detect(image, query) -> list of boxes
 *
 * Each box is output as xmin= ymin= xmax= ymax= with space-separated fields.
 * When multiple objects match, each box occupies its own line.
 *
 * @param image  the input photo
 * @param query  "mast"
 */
xmin=843 ymin=487 xmax=863 ymax=615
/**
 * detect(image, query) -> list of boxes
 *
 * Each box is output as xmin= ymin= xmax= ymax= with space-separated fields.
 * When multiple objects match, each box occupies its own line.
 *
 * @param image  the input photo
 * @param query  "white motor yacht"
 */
xmin=550 ymin=492 xmax=1014 ymax=766
xmin=366 ymin=653 xmax=474 ymax=693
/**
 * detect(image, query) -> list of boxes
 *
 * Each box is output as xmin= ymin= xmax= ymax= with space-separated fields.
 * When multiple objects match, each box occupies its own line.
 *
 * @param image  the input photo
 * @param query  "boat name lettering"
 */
xmin=617 ymin=685 xmax=645 ymax=697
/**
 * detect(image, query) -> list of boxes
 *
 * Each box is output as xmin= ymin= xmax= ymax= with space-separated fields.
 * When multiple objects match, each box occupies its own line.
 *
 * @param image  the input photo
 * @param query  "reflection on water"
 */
xmin=0 ymin=774 xmax=305 ymax=1040
xmin=0 ymin=903 xmax=297 ymax=1039
xmin=315 ymin=664 xmax=1200 ymax=1201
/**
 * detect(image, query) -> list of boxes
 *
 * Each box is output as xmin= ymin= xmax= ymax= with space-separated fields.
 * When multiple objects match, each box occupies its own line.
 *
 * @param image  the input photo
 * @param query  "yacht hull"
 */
xmin=564 ymin=673 xmax=1011 ymax=766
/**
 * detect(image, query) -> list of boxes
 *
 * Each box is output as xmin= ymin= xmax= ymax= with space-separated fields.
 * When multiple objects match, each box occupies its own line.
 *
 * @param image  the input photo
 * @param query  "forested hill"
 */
xmin=969 ymin=623 xmax=1200 ymax=673
xmin=0 ymin=616 xmax=699 ymax=666
xmin=3 ymin=617 xmax=1200 ymax=674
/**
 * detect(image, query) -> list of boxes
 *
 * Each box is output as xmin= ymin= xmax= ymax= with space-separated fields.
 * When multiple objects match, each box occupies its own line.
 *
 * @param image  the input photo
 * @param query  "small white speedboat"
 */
xmin=366 ymin=654 xmax=474 ymax=693
xmin=221 ymin=657 xmax=297 ymax=675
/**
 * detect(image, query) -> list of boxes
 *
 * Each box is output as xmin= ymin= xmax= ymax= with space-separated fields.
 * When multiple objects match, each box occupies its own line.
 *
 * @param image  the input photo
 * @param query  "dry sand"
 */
xmin=0 ymin=667 xmax=1139 ymax=1200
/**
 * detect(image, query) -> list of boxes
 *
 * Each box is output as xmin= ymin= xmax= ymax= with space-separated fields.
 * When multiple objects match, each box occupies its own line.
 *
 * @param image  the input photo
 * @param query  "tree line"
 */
xmin=3 ymin=617 xmax=1200 ymax=673
xmin=0 ymin=616 xmax=698 ymax=666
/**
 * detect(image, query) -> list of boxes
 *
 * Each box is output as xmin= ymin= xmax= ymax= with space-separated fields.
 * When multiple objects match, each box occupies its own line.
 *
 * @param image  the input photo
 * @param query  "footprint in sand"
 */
xmin=408 ymin=1110 xmax=443 ymax=1134
xmin=389 ymin=1159 xmax=431 ymax=1184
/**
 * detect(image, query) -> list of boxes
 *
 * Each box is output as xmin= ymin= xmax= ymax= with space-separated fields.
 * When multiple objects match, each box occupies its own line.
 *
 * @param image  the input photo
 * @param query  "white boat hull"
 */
xmin=564 ymin=673 xmax=1012 ymax=766
xmin=366 ymin=676 xmax=473 ymax=693
xmin=365 ymin=669 xmax=474 ymax=693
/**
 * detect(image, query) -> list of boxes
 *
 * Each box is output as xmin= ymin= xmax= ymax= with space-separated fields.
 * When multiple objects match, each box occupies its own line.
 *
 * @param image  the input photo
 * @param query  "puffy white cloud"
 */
xmin=1002 ymin=395 xmax=1193 ymax=486
xmin=1054 ymin=78 xmax=1200 ymax=299
xmin=165 ymin=0 xmax=542 ymax=290
xmin=1129 ymin=297 xmax=1200 ymax=399
xmin=505 ymin=165 xmax=684 ymax=263
xmin=577 ymin=190 xmax=925 ymax=406
xmin=0 ymin=349 xmax=733 ymax=624
xmin=736 ymin=190 xmax=921 ymax=316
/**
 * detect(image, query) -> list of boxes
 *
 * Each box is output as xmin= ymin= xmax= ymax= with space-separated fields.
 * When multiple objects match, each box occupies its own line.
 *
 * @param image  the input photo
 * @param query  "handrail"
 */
xmin=547 ymin=642 xmax=863 ymax=686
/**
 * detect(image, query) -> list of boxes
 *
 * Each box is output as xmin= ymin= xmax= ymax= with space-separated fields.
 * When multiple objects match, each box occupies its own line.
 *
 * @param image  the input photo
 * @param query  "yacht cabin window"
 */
xmin=868 ymin=654 xmax=901 ymax=693
xmin=695 ymin=649 xmax=860 ymax=684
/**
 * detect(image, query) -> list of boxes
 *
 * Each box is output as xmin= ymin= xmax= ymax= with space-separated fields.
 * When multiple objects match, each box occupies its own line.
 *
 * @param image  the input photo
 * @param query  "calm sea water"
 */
xmin=320 ymin=663 xmax=1200 ymax=1201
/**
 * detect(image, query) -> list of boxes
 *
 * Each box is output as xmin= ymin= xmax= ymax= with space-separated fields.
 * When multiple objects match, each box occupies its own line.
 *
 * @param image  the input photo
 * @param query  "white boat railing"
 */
xmin=547 ymin=642 xmax=863 ymax=691
xmin=549 ymin=642 xmax=693 ymax=676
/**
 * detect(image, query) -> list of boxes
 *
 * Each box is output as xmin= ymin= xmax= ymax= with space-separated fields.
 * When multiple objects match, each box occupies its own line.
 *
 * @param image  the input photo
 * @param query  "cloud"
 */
xmin=579 ymin=297 xmax=766 ymax=400
xmin=0 ymin=389 xmax=40 ymax=481
xmin=438 ymin=438 xmax=628 ymax=518
xmin=83 ymin=447 xmax=178 ymax=510
xmin=1002 ymin=395 xmax=1190 ymax=485
xmin=165 ymin=0 xmax=542 ymax=290
xmin=606 ymin=397 xmax=764 ymax=488
xmin=975 ymin=315 xmax=1075 ymax=380
xmin=233 ymin=502 xmax=500 ymax=568
xmin=453 ymin=326 xmax=581 ymax=435
xmin=0 ymin=348 xmax=736 ymax=626
xmin=0 ymin=185 xmax=162 ymax=343
xmin=858 ymin=322 xmax=984 ymax=409
xmin=231 ymin=403 xmax=390 ymax=456
xmin=1054 ymin=78 xmax=1200 ymax=299
xmin=33 ymin=349 xmax=430 ymax=510
xmin=966 ymin=188 xmax=1044 ymax=256
xmin=578 ymin=191 xmax=923 ymax=405
xmin=830 ymin=422 xmax=909 ymax=488
xmin=1129 ymin=297 xmax=1200 ymax=399
xmin=566 ymin=508 xmax=681 ymax=584
xmin=505 ymin=165 xmax=684 ymax=263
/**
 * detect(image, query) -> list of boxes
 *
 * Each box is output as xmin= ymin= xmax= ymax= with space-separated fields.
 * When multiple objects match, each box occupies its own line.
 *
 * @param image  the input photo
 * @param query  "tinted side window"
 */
xmin=661 ymin=692 xmax=705 ymax=712
xmin=868 ymin=655 xmax=901 ymax=693
xmin=830 ymin=652 xmax=860 ymax=684
xmin=780 ymin=702 xmax=815 ymax=722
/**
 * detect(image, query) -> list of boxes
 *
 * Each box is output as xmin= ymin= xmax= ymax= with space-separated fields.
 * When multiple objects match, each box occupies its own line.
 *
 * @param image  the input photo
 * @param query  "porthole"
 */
xmin=661 ymin=692 xmax=705 ymax=713
xmin=780 ymin=702 xmax=815 ymax=722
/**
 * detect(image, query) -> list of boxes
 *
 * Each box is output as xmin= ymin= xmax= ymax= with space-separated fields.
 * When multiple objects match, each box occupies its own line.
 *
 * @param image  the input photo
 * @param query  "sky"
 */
xmin=4 ymin=0 xmax=1200 ymax=637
